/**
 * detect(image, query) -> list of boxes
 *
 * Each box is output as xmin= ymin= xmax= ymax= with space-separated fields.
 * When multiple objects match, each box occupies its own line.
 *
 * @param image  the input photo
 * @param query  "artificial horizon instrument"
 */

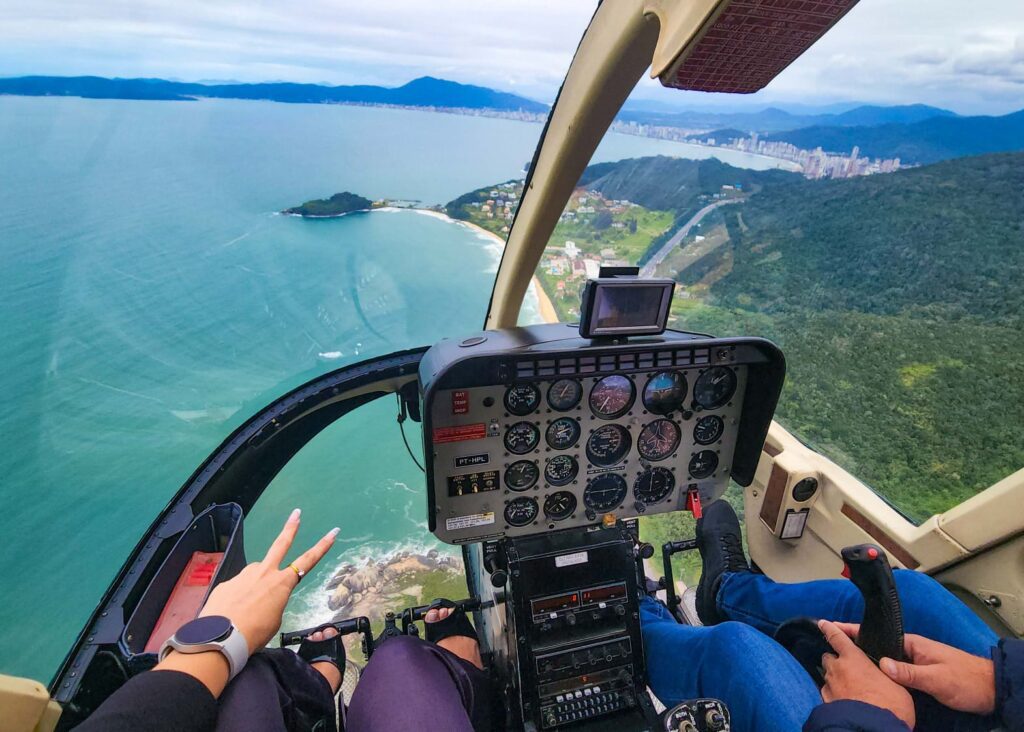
xmin=12 ymin=1 xmax=1021 ymax=731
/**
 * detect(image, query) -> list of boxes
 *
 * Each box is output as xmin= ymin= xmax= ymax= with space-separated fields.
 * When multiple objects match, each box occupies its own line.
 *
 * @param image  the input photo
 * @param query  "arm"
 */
xmin=993 ymin=638 xmax=1024 ymax=732
xmin=74 ymin=510 xmax=339 ymax=731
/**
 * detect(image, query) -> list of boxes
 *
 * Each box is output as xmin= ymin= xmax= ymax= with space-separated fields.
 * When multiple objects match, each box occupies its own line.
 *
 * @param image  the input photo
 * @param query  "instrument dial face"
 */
xmin=544 ymin=455 xmax=578 ymax=486
xmin=543 ymin=491 xmax=577 ymax=521
xmin=642 ymin=371 xmax=688 ymax=415
xmin=504 ymin=421 xmax=540 ymax=455
xmin=504 ymin=383 xmax=540 ymax=416
xmin=693 ymin=367 xmax=737 ymax=410
xmin=586 ymin=424 xmax=632 ymax=467
xmin=634 ymin=467 xmax=676 ymax=504
xmin=637 ymin=419 xmax=681 ymax=462
xmin=589 ymin=375 xmax=635 ymax=419
xmin=688 ymin=450 xmax=719 ymax=479
xmin=545 ymin=417 xmax=581 ymax=450
xmin=504 ymin=460 xmax=539 ymax=491
xmin=547 ymin=379 xmax=582 ymax=411
xmin=504 ymin=496 xmax=539 ymax=527
xmin=693 ymin=415 xmax=725 ymax=445
xmin=584 ymin=473 xmax=628 ymax=512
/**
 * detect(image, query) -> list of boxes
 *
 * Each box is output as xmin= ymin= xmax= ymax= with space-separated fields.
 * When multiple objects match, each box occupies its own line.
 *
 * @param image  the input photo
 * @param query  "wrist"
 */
xmin=155 ymin=649 xmax=232 ymax=698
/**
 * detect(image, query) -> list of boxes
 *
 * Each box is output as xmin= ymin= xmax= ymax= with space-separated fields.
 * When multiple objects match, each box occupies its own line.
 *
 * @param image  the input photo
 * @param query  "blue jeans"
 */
xmin=641 ymin=570 xmax=1000 ymax=731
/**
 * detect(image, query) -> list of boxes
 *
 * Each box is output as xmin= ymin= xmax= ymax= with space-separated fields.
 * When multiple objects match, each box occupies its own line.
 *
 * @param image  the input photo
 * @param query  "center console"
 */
xmin=418 ymin=320 xmax=784 ymax=730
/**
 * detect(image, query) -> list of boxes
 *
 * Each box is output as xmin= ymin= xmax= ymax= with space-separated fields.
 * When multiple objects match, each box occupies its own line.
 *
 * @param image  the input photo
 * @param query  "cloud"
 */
xmin=0 ymin=0 xmax=1021 ymax=113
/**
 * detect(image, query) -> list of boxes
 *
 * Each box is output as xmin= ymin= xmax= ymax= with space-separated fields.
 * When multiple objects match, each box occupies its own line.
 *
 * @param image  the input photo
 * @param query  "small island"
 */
xmin=282 ymin=191 xmax=373 ymax=217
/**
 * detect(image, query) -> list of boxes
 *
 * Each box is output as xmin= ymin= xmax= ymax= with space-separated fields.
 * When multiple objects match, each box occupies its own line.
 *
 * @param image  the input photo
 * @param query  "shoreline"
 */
xmin=454 ymin=218 xmax=560 ymax=325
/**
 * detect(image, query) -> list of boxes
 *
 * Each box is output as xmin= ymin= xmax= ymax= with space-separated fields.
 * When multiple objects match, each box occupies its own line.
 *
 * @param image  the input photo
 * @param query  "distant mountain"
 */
xmin=0 ymin=75 xmax=548 ymax=113
xmin=766 ymin=110 xmax=1024 ymax=164
xmin=616 ymin=103 xmax=957 ymax=133
xmin=577 ymin=155 xmax=798 ymax=213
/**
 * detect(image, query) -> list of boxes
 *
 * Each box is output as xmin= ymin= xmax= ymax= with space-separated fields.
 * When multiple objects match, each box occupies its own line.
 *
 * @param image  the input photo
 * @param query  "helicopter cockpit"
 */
xmin=10 ymin=1 xmax=1021 ymax=731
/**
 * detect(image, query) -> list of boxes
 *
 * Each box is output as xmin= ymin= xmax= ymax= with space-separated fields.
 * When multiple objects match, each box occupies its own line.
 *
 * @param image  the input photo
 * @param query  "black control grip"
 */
xmin=279 ymin=616 xmax=368 ymax=647
xmin=842 ymin=544 xmax=906 ymax=663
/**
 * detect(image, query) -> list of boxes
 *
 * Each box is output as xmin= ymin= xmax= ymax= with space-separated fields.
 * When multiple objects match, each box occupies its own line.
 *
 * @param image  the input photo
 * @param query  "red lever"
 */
xmin=841 ymin=563 xmax=851 ymax=579
xmin=686 ymin=489 xmax=703 ymax=519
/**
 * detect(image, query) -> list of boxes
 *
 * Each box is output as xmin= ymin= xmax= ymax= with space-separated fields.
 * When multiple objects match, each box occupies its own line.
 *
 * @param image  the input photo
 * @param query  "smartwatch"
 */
xmin=159 ymin=615 xmax=250 ymax=682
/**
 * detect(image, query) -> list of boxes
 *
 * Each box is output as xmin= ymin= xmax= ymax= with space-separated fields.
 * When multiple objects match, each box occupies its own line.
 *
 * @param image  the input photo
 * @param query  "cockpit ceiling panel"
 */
xmin=663 ymin=0 xmax=860 ymax=94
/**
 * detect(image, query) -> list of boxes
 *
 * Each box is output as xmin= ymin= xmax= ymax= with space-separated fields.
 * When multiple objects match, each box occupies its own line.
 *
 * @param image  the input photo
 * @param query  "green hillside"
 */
xmin=674 ymin=152 xmax=1024 ymax=521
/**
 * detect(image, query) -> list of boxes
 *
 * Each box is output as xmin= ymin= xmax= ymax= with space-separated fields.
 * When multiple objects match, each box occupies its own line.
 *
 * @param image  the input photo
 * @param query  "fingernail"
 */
xmin=289 ymin=508 xmax=301 ymax=522
xmin=327 ymin=527 xmax=340 ymax=539
xmin=880 ymin=658 xmax=896 ymax=675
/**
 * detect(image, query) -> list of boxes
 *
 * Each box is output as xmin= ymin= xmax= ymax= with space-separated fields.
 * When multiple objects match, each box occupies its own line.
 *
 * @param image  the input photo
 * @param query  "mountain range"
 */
xmin=0 ymin=75 xmax=549 ymax=113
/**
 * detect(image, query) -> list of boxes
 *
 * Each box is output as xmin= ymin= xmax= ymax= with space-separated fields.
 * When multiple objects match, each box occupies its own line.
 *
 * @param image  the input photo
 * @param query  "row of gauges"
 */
xmin=503 ymin=367 xmax=737 ymax=418
xmin=503 ymin=446 xmax=719 ymax=491
xmin=502 ymin=468 xmax=683 ymax=527
xmin=504 ymin=415 xmax=725 ymax=461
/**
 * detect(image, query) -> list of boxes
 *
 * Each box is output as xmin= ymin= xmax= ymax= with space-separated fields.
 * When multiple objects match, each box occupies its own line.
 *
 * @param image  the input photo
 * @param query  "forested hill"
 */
xmin=710 ymin=152 xmax=1024 ymax=327
xmin=578 ymin=156 xmax=798 ymax=212
xmin=765 ymin=109 xmax=1024 ymax=165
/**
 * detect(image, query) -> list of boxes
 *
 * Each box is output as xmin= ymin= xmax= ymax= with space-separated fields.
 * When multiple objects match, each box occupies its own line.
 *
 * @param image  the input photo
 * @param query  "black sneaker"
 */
xmin=695 ymin=500 xmax=750 ymax=625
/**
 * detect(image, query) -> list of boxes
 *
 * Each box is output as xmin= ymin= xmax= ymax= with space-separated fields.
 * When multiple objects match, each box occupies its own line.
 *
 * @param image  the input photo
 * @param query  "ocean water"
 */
xmin=0 ymin=96 xmax=780 ymax=681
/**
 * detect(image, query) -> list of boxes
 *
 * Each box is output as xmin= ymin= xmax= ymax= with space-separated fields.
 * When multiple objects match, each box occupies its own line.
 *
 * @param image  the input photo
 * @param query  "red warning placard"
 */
xmin=433 ymin=423 xmax=487 ymax=443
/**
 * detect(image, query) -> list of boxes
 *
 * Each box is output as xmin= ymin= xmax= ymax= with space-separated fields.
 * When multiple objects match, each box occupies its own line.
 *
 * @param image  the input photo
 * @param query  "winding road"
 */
xmin=640 ymin=198 xmax=744 ymax=278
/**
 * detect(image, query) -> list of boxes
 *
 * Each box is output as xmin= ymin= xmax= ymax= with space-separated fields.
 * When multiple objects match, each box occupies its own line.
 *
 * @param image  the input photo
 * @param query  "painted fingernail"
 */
xmin=328 ymin=527 xmax=341 ymax=538
xmin=289 ymin=508 xmax=301 ymax=522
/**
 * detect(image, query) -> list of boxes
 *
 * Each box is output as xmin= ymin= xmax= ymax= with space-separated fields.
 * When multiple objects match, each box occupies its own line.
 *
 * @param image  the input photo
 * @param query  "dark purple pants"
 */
xmin=217 ymin=637 xmax=494 ymax=732
xmin=347 ymin=636 xmax=495 ymax=732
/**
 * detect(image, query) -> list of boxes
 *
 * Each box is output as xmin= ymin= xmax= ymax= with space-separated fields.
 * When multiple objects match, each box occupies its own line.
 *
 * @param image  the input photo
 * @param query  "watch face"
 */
xmin=176 ymin=615 xmax=232 ymax=645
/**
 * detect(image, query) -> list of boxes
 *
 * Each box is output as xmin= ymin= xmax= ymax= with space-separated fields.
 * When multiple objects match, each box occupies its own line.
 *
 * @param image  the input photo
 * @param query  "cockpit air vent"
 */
xmin=662 ymin=0 xmax=860 ymax=94
xmin=511 ymin=348 xmax=710 ymax=380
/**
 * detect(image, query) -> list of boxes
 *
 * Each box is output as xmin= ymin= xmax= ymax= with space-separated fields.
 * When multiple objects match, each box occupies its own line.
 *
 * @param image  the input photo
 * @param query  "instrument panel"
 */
xmin=419 ymin=325 xmax=784 ymax=545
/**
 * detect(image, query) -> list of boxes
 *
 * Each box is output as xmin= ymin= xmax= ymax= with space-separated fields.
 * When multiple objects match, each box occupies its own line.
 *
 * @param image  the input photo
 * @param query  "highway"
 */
xmin=640 ymin=198 xmax=743 ymax=278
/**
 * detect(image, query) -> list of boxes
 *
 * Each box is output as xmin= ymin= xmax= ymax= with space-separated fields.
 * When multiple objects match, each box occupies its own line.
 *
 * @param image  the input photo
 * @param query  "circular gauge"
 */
xmin=586 ymin=424 xmax=632 ymax=467
xmin=504 ymin=383 xmax=540 ymax=416
xmin=545 ymin=417 xmax=581 ymax=450
xmin=634 ymin=467 xmax=676 ymax=504
xmin=504 ymin=460 xmax=539 ymax=491
xmin=642 ymin=371 xmax=688 ymax=415
xmin=693 ymin=415 xmax=725 ymax=445
xmin=584 ymin=474 xmax=628 ymax=512
xmin=693 ymin=367 xmax=737 ymax=410
xmin=544 ymin=491 xmax=577 ymax=521
xmin=504 ymin=421 xmax=540 ymax=455
xmin=688 ymin=450 xmax=719 ymax=479
xmin=589 ymin=375 xmax=635 ymax=419
xmin=544 ymin=455 xmax=578 ymax=486
xmin=547 ymin=379 xmax=582 ymax=411
xmin=504 ymin=496 xmax=539 ymax=527
xmin=637 ymin=419 xmax=682 ymax=461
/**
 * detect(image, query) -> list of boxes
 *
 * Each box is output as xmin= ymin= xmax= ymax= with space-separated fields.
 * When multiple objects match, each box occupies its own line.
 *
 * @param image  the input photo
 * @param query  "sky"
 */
xmin=0 ymin=0 xmax=1021 ymax=115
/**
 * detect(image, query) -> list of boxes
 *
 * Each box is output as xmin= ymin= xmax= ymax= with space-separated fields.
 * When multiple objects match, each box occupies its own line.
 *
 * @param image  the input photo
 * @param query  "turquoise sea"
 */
xmin=0 ymin=96 xmax=784 ymax=681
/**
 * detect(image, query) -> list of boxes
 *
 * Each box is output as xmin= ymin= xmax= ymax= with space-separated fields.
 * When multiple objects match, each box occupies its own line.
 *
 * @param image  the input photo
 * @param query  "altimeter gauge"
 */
xmin=547 ymin=379 xmax=582 ymax=411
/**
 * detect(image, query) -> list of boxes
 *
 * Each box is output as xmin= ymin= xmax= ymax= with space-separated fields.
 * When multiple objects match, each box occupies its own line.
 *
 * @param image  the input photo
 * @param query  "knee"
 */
xmin=368 ymin=635 xmax=427 ymax=670
xmin=894 ymin=569 xmax=946 ymax=604
xmin=705 ymin=621 xmax=766 ymax=653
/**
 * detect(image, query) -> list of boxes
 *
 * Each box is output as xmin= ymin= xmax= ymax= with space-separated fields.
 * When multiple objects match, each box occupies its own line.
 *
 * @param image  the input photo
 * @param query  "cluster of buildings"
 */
xmin=712 ymin=134 xmax=903 ymax=179
xmin=467 ymin=182 xmax=521 ymax=232
xmin=610 ymin=120 xmax=904 ymax=180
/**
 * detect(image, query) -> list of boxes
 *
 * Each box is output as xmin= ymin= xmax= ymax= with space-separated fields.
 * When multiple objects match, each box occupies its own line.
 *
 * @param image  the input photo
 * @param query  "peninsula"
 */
xmin=283 ymin=191 xmax=373 ymax=217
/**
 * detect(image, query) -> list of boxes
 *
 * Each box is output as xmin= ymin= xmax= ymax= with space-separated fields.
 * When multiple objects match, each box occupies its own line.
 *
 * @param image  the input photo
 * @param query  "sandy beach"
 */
xmin=454 ymin=219 xmax=560 ymax=325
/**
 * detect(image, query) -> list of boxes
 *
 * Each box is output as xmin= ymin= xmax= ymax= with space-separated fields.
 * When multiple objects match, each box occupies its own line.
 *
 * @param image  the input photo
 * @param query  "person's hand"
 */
xmin=200 ymin=509 xmax=340 ymax=653
xmin=872 ymin=630 xmax=996 ymax=715
xmin=819 ymin=619 xmax=916 ymax=729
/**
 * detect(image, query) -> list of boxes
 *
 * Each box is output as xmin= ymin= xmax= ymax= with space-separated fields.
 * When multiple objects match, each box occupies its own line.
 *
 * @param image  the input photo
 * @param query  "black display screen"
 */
xmin=579 ymin=279 xmax=673 ymax=337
